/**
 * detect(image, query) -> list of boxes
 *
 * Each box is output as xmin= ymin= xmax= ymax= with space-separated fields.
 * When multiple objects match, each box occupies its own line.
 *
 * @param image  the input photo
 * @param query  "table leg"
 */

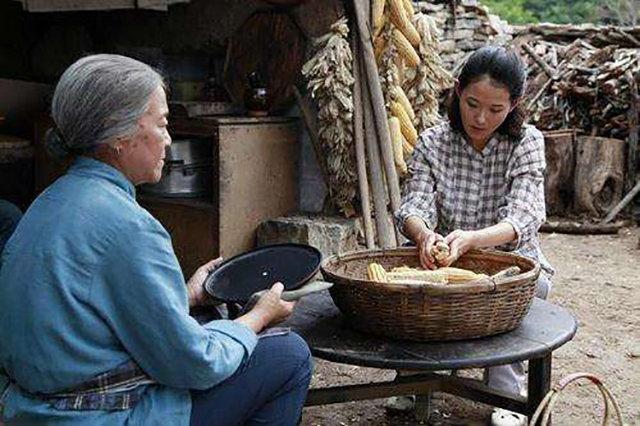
xmin=528 ymin=354 xmax=552 ymax=425
xmin=414 ymin=392 xmax=431 ymax=422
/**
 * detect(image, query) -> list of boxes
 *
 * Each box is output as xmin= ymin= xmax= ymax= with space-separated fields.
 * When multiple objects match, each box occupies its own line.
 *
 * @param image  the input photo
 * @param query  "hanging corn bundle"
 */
xmin=404 ymin=13 xmax=454 ymax=135
xmin=302 ymin=18 xmax=357 ymax=216
xmin=375 ymin=0 xmax=422 ymax=177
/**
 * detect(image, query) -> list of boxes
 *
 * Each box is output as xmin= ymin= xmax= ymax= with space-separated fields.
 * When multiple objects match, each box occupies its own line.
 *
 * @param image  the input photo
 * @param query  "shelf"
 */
xmin=137 ymin=193 xmax=216 ymax=211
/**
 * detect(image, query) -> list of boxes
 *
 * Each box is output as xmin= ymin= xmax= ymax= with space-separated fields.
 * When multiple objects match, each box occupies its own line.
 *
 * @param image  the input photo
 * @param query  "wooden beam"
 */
xmin=306 ymin=371 xmax=530 ymax=416
xmin=625 ymin=71 xmax=638 ymax=195
xmin=19 ymin=0 xmax=189 ymax=12
xmin=305 ymin=375 xmax=443 ymax=406
xmin=353 ymin=0 xmax=402 ymax=245
xmin=601 ymin=179 xmax=640 ymax=224
xmin=350 ymin=25 xmax=375 ymax=249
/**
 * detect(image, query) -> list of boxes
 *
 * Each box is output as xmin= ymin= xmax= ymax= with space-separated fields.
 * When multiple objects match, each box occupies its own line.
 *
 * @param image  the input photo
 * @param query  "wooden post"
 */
xmin=353 ymin=0 xmax=402 ymax=243
xmin=625 ymin=71 xmax=638 ymax=195
xmin=360 ymin=48 xmax=394 ymax=248
xmin=351 ymin=24 xmax=375 ymax=249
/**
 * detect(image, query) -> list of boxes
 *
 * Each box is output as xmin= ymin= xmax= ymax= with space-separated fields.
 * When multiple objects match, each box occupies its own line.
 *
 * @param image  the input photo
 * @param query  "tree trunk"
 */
xmin=543 ymin=130 xmax=576 ymax=216
xmin=574 ymin=136 xmax=625 ymax=216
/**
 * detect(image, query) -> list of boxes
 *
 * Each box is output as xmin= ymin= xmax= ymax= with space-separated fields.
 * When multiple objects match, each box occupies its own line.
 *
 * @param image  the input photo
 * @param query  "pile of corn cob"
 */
xmin=373 ymin=0 xmax=453 ymax=177
xmin=367 ymin=262 xmax=488 ymax=285
xmin=301 ymin=18 xmax=358 ymax=216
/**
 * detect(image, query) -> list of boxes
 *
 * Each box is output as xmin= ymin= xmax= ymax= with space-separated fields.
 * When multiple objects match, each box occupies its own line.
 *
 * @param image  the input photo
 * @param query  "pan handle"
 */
xmin=241 ymin=280 xmax=333 ymax=315
xmin=281 ymin=280 xmax=333 ymax=301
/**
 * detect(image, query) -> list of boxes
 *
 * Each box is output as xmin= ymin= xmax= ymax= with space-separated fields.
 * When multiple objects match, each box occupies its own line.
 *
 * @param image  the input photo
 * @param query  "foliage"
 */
xmin=483 ymin=0 xmax=602 ymax=24
xmin=600 ymin=0 xmax=638 ymax=25
xmin=482 ymin=0 xmax=538 ymax=25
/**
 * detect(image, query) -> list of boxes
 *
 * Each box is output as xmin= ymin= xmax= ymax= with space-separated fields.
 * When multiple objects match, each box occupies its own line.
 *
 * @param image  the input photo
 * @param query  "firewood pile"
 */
xmin=513 ymin=24 xmax=640 ymax=140
xmin=414 ymin=0 xmax=513 ymax=72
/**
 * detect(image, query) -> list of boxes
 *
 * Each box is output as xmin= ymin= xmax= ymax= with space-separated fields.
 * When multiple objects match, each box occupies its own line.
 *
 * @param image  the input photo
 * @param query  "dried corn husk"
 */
xmin=404 ymin=13 xmax=454 ymax=134
xmin=302 ymin=18 xmax=357 ymax=216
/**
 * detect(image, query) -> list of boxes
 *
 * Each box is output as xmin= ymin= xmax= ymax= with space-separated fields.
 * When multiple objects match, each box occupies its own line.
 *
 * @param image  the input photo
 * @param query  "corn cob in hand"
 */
xmin=431 ymin=241 xmax=449 ymax=265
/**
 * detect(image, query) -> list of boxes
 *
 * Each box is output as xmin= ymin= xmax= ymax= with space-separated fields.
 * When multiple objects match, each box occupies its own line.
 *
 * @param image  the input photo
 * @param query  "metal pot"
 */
xmin=165 ymin=138 xmax=211 ymax=164
xmin=139 ymin=138 xmax=213 ymax=197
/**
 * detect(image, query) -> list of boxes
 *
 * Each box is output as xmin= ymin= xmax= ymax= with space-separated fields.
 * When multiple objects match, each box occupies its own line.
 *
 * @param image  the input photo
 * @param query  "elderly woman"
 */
xmin=0 ymin=54 xmax=312 ymax=426
xmin=395 ymin=46 xmax=553 ymax=426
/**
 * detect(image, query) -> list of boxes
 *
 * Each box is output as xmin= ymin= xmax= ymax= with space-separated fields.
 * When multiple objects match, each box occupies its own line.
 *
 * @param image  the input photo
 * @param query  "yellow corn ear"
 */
xmin=390 ymin=266 xmax=414 ymax=273
xmin=388 ymin=0 xmax=421 ymax=47
xmin=368 ymin=262 xmax=389 ymax=282
xmin=372 ymin=0 xmax=386 ymax=37
xmin=390 ymin=29 xmax=420 ymax=68
xmin=388 ymin=117 xmax=408 ymax=175
xmin=367 ymin=263 xmax=377 ymax=281
xmin=403 ymin=0 xmax=415 ymax=17
xmin=401 ymin=138 xmax=413 ymax=158
xmin=390 ymin=100 xmax=418 ymax=146
xmin=438 ymin=267 xmax=485 ymax=283
xmin=391 ymin=85 xmax=415 ymax=121
xmin=387 ymin=269 xmax=447 ymax=284
xmin=390 ymin=278 xmax=440 ymax=285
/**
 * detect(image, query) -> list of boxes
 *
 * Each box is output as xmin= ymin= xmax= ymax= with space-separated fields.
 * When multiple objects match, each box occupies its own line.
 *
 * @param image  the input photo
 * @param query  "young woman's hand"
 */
xmin=416 ymin=229 xmax=444 ymax=270
xmin=237 ymin=283 xmax=295 ymax=333
xmin=441 ymin=230 xmax=479 ymax=266
xmin=186 ymin=257 xmax=223 ymax=307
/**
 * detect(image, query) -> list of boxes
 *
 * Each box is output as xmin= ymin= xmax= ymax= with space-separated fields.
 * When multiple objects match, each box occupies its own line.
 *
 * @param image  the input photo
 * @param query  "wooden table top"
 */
xmin=283 ymin=291 xmax=577 ymax=371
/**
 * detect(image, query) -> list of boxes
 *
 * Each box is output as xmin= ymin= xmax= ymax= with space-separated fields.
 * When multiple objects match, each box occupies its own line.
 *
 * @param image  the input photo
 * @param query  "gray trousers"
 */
xmin=484 ymin=274 xmax=553 ymax=395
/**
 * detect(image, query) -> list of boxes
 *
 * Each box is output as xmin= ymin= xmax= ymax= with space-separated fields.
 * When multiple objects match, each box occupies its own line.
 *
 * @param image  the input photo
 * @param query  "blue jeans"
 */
xmin=190 ymin=331 xmax=312 ymax=426
xmin=0 ymin=200 xmax=21 ymax=255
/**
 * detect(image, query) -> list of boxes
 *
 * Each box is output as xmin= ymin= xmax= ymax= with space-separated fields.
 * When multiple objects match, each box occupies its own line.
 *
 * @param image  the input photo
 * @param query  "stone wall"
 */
xmin=415 ymin=0 xmax=513 ymax=73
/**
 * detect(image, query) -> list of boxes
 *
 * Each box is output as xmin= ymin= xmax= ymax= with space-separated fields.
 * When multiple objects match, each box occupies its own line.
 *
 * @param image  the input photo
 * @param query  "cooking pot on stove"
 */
xmin=140 ymin=138 xmax=212 ymax=198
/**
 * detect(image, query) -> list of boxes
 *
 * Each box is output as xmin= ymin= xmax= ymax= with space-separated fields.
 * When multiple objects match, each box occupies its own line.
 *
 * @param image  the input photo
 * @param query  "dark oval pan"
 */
xmin=203 ymin=244 xmax=322 ymax=304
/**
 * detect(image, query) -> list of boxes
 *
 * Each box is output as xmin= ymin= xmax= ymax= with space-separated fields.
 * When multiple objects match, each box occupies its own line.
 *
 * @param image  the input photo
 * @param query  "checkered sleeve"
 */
xmin=497 ymin=126 xmax=547 ymax=250
xmin=395 ymin=131 xmax=439 ymax=236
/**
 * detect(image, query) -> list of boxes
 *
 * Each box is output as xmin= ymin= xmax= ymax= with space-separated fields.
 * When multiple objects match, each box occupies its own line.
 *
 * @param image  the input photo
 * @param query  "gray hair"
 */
xmin=44 ymin=54 xmax=165 ymax=160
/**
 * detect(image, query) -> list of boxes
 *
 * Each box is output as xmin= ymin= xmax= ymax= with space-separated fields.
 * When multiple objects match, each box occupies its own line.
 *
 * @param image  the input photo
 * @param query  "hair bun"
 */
xmin=43 ymin=126 xmax=73 ymax=161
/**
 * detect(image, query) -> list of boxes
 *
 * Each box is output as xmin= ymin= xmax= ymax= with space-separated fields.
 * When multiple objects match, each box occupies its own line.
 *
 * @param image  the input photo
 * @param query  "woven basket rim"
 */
xmin=320 ymin=247 xmax=540 ymax=295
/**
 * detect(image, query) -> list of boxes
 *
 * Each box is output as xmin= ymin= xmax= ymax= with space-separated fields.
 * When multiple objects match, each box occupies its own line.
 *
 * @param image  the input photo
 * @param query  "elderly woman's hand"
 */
xmin=236 ymin=283 xmax=295 ymax=333
xmin=186 ymin=257 xmax=223 ymax=307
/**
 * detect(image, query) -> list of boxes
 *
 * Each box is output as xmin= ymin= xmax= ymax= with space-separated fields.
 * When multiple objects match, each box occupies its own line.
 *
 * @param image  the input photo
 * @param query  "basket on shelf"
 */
xmin=320 ymin=247 xmax=540 ymax=342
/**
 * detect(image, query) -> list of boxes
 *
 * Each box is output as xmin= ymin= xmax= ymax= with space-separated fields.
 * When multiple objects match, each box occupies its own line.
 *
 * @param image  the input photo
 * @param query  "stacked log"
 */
xmin=516 ymin=36 xmax=639 ymax=141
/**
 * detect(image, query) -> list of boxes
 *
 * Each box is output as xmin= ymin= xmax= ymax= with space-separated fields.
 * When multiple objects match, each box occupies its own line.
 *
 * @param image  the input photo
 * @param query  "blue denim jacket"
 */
xmin=0 ymin=158 xmax=257 ymax=426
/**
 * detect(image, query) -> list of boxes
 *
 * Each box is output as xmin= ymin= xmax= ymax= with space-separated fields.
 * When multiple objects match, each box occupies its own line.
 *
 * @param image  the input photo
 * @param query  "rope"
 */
xmin=529 ymin=373 xmax=626 ymax=426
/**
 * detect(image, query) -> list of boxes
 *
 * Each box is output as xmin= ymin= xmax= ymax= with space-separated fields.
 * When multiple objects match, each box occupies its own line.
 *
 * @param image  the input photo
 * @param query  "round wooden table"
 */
xmin=284 ymin=291 xmax=577 ymax=422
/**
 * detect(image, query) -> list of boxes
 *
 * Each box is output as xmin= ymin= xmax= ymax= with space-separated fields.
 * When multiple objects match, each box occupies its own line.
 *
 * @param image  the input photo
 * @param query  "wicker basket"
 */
xmin=320 ymin=247 xmax=540 ymax=342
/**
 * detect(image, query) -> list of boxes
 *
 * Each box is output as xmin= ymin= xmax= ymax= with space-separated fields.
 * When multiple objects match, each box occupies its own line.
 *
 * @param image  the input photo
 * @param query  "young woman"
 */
xmin=395 ymin=46 xmax=553 ymax=426
xmin=0 ymin=54 xmax=311 ymax=426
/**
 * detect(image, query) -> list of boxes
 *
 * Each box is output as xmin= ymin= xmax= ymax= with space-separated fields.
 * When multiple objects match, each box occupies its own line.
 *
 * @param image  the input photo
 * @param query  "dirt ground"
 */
xmin=300 ymin=226 xmax=640 ymax=426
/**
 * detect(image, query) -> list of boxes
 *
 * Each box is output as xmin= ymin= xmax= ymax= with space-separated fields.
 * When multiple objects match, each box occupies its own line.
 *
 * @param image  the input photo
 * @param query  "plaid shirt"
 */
xmin=395 ymin=122 xmax=553 ymax=277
